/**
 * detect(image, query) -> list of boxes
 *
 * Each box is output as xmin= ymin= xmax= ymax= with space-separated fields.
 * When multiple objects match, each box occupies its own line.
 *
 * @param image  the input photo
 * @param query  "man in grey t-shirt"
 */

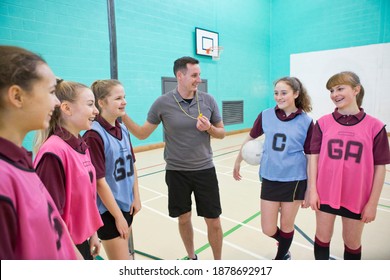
xmin=123 ymin=56 xmax=225 ymax=260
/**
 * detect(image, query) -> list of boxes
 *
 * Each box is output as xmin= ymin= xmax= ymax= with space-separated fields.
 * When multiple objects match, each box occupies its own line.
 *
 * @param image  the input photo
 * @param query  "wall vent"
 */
xmin=222 ymin=100 xmax=243 ymax=125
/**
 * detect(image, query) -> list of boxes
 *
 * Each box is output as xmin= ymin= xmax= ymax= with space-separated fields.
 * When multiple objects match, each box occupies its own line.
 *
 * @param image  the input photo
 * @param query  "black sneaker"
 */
xmin=184 ymin=254 xmax=198 ymax=260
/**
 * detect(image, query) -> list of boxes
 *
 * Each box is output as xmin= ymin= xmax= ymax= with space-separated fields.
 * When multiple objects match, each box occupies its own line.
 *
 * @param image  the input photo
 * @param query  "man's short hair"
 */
xmin=173 ymin=56 xmax=199 ymax=77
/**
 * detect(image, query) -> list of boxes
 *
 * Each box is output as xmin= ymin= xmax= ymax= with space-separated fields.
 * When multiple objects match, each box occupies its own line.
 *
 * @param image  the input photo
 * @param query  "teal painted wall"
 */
xmin=114 ymin=0 xmax=270 ymax=146
xmin=270 ymin=0 xmax=390 ymax=93
xmin=0 ymin=0 xmax=270 ymax=150
xmin=1 ymin=0 xmax=389 ymax=150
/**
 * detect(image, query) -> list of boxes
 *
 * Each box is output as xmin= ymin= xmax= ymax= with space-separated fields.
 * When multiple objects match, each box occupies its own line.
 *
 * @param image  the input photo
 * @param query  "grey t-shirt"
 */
xmin=147 ymin=88 xmax=222 ymax=171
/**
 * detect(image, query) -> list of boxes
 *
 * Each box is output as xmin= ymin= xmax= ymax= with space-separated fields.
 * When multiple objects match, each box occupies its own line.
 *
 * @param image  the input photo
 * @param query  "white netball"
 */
xmin=241 ymin=138 xmax=264 ymax=166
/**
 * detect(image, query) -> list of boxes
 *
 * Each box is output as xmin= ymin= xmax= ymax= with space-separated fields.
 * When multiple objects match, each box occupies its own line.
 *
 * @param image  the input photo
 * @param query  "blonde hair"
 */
xmin=90 ymin=79 xmax=122 ymax=112
xmin=326 ymin=71 xmax=364 ymax=107
xmin=274 ymin=76 xmax=312 ymax=112
xmin=33 ymin=80 xmax=89 ymax=154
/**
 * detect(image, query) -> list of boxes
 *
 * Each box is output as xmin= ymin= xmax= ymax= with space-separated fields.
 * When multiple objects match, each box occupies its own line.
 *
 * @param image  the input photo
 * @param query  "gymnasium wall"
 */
xmin=0 ymin=0 xmax=270 ymax=150
xmin=270 ymin=0 xmax=390 ymax=105
xmin=114 ymin=0 xmax=270 ymax=146
xmin=0 ymin=0 xmax=389 ymax=151
xmin=291 ymin=43 xmax=390 ymax=126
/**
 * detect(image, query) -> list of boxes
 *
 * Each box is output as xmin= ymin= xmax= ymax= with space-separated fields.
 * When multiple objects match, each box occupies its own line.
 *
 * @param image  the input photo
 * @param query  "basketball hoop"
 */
xmin=205 ymin=46 xmax=224 ymax=61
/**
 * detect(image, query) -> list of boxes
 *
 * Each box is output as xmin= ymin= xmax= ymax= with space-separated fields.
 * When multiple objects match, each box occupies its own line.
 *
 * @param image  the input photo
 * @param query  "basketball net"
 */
xmin=205 ymin=46 xmax=224 ymax=61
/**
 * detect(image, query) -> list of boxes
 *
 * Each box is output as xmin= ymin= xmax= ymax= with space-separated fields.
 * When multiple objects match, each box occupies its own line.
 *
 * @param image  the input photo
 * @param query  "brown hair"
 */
xmin=0 ymin=45 xmax=47 ymax=109
xmin=90 ymin=79 xmax=122 ymax=112
xmin=173 ymin=56 xmax=199 ymax=77
xmin=274 ymin=76 xmax=312 ymax=112
xmin=326 ymin=71 xmax=364 ymax=107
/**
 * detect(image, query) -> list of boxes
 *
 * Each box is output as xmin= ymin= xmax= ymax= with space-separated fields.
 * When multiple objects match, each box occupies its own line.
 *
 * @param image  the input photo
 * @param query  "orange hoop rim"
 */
xmin=205 ymin=46 xmax=224 ymax=55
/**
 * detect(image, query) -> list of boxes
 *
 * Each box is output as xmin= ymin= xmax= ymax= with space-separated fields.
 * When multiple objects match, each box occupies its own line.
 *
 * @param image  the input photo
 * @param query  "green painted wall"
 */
xmin=270 ymin=0 xmax=390 ymax=87
xmin=1 ymin=0 xmax=389 ymax=150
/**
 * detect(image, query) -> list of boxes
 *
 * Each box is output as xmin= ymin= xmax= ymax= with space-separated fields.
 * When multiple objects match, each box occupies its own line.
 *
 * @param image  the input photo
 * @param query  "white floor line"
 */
xmin=216 ymin=166 xmax=259 ymax=175
xmin=141 ymin=204 xmax=176 ymax=222
xmin=219 ymin=214 xmax=261 ymax=232
xmin=218 ymin=169 xmax=260 ymax=176
xmin=138 ymin=184 xmax=167 ymax=197
xmin=221 ymin=239 xmax=268 ymax=260
xmin=214 ymin=160 xmax=258 ymax=171
xmin=213 ymin=154 xmax=238 ymax=163
xmin=220 ymin=214 xmax=322 ymax=253
xmin=217 ymin=171 xmax=260 ymax=183
xmin=141 ymin=204 xmax=267 ymax=259
xmin=139 ymin=184 xmax=316 ymax=254
xmin=141 ymin=194 xmax=165 ymax=204
xmin=136 ymin=159 xmax=389 ymax=260
xmin=378 ymin=207 xmax=390 ymax=213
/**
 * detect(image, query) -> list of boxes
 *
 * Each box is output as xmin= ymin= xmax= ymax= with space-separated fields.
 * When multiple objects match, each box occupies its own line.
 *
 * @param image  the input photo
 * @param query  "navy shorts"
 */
xmin=97 ymin=210 xmax=133 ymax=240
xmin=165 ymin=167 xmax=222 ymax=218
xmin=261 ymin=178 xmax=307 ymax=202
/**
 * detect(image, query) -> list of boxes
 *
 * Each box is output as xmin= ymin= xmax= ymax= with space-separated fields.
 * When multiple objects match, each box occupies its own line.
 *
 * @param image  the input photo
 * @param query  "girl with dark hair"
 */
xmin=0 ymin=46 xmax=78 ymax=259
xmin=234 ymin=76 xmax=314 ymax=260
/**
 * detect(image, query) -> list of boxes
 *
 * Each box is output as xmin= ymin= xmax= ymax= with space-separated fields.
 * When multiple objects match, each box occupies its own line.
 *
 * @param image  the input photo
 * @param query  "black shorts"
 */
xmin=76 ymin=239 xmax=93 ymax=260
xmin=261 ymin=178 xmax=307 ymax=202
xmin=97 ymin=210 xmax=133 ymax=240
xmin=319 ymin=204 xmax=361 ymax=220
xmin=165 ymin=167 xmax=222 ymax=218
